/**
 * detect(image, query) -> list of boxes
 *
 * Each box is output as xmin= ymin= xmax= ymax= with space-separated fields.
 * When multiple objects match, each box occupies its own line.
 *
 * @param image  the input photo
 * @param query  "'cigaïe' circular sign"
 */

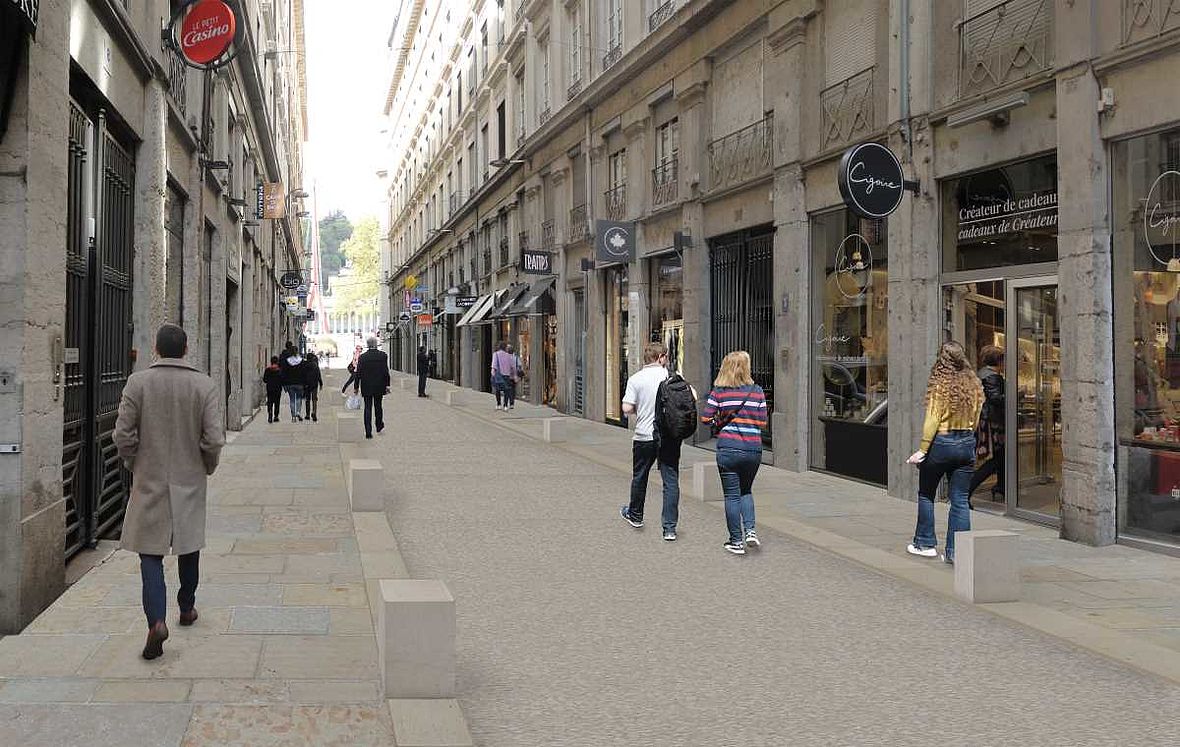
xmin=838 ymin=142 xmax=905 ymax=219
xmin=180 ymin=0 xmax=237 ymax=65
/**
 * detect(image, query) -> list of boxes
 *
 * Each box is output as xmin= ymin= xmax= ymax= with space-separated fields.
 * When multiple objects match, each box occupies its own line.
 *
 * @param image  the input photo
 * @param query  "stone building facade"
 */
xmin=380 ymin=0 xmax=1180 ymax=555
xmin=0 ymin=0 xmax=310 ymax=632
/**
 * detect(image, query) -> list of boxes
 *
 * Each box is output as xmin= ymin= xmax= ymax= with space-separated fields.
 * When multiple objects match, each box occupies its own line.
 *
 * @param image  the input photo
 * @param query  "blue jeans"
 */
xmin=913 ymin=431 xmax=976 ymax=561
xmin=717 ymin=448 xmax=761 ymax=543
xmin=284 ymin=385 xmax=302 ymax=418
xmin=627 ymin=438 xmax=681 ymax=532
xmin=139 ymin=552 xmax=199 ymax=627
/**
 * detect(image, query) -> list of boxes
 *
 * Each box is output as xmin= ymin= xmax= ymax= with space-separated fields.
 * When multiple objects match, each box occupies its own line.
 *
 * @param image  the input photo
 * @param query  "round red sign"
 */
xmin=179 ymin=0 xmax=236 ymax=65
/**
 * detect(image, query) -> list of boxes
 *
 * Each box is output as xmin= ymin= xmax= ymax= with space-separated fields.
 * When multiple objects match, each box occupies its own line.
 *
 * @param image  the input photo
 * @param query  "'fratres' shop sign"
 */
xmin=838 ymin=142 xmax=905 ymax=219
xmin=179 ymin=0 xmax=237 ymax=66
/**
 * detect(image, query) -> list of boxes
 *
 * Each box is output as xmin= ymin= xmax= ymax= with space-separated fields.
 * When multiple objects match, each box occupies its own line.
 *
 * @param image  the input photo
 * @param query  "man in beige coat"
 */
xmin=114 ymin=324 xmax=225 ymax=660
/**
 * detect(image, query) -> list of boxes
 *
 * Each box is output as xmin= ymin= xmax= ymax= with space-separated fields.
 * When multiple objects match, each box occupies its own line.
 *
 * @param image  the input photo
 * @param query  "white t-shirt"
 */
xmin=623 ymin=364 xmax=669 ymax=442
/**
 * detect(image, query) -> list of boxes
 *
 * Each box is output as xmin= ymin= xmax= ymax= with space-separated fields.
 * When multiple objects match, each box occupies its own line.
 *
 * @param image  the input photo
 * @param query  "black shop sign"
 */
xmin=838 ymin=142 xmax=906 ymax=219
xmin=522 ymin=249 xmax=553 ymax=275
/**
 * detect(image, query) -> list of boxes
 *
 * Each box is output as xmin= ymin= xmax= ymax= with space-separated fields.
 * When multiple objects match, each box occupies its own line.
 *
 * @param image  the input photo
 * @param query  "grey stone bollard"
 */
xmin=398 ymin=378 xmax=413 ymax=390
xmin=685 ymin=461 xmax=723 ymax=502
xmin=348 ymin=459 xmax=384 ymax=512
xmin=336 ymin=412 xmax=362 ymax=443
xmin=542 ymin=418 xmax=569 ymax=443
xmin=954 ymin=530 xmax=1021 ymax=604
xmin=379 ymin=579 xmax=456 ymax=699
xmin=444 ymin=390 xmax=465 ymax=407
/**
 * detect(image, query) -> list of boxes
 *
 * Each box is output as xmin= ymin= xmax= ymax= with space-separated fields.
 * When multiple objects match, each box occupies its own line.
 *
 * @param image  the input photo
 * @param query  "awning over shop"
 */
xmin=506 ymin=276 xmax=556 ymax=317
xmin=467 ymin=289 xmax=506 ymax=326
xmin=485 ymin=283 xmax=530 ymax=321
xmin=455 ymin=294 xmax=493 ymax=327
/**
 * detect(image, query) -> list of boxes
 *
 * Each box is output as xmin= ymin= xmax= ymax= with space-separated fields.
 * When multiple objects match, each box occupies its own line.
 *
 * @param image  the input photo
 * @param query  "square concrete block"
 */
xmin=336 ymin=412 xmax=362 ymax=443
xmin=444 ymin=390 xmax=465 ymax=407
xmin=378 ymin=580 xmax=455 ymax=699
xmin=389 ymin=699 xmax=474 ymax=747
xmin=542 ymin=418 xmax=569 ymax=443
xmin=954 ymin=530 xmax=1021 ymax=604
xmin=685 ymin=461 xmax=724 ymax=502
xmin=398 ymin=378 xmax=413 ymax=390
xmin=348 ymin=459 xmax=385 ymax=512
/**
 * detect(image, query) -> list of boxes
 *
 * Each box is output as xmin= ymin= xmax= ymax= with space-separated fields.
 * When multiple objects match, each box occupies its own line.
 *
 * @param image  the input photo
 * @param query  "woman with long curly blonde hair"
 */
xmin=905 ymin=341 xmax=984 ymax=563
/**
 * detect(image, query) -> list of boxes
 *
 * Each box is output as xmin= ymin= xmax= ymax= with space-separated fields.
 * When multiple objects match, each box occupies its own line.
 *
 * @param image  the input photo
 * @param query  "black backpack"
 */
xmin=656 ymin=374 xmax=698 ymax=441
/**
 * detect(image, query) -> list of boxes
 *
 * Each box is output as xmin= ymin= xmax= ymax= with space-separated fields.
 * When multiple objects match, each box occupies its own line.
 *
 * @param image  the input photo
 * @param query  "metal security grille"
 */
xmin=61 ymin=102 xmax=135 ymax=559
xmin=709 ymin=227 xmax=775 ymax=445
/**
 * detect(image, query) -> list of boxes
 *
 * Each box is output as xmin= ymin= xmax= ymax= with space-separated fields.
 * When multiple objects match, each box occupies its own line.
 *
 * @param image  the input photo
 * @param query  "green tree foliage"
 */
xmin=317 ymin=210 xmax=352 ymax=287
xmin=336 ymin=217 xmax=381 ymax=313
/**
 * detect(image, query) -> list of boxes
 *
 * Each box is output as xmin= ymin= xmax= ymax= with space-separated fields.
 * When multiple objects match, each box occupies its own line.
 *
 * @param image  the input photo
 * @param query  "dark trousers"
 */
xmin=418 ymin=371 xmax=428 ymax=396
xmin=139 ymin=552 xmax=199 ymax=627
xmin=304 ymin=386 xmax=319 ymax=419
xmin=266 ymin=391 xmax=281 ymax=421
xmin=341 ymin=374 xmax=358 ymax=394
xmin=363 ymin=394 xmax=385 ymax=437
xmin=627 ymin=438 xmax=682 ymax=532
xmin=968 ymin=445 xmax=1005 ymax=498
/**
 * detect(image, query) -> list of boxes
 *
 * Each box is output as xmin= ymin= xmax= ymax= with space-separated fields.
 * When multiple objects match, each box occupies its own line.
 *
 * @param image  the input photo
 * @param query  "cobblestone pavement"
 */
xmin=0 ymin=378 xmax=397 ymax=746
xmin=379 ymin=379 xmax=1179 ymax=747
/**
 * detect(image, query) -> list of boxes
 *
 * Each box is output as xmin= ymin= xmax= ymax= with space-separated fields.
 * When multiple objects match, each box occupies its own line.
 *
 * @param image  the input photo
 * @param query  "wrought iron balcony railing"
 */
xmin=707 ymin=113 xmax=773 ymax=193
xmin=567 ymin=77 xmax=583 ymax=100
xmin=1123 ymin=0 xmax=1180 ymax=45
xmin=569 ymin=204 xmax=589 ymax=243
xmin=165 ymin=45 xmax=188 ymax=119
xmin=604 ymin=184 xmax=627 ymax=221
xmin=499 ymin=237 xmax=510 ymax=267
xmin=652 ymin=158 xmax=679 ymax=209
xmin=515 ymin=1 xmax=525 ymax=24
xmin=449 ymin=192 xmax=465 ymax=217
xmin=649 ymin=1 xmax=675 ymax=32
xmin=538 ymin=106 xmax=552 ymax=125
xmin=483 ymin=248 xmax=493 ymax=276
xmin=603 ymin=44 xmax=622 ymax=71
xmin=820 ymin=67 xmax=874 ymax=151
xmin=959 ymin=0 xmax=1052 ymax=98
xmin=541 ymin=219 xmax=555 ymax=250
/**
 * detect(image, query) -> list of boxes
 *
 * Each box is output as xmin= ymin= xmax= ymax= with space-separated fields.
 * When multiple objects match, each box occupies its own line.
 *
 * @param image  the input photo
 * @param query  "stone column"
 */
xmin=767 ymin=14 xmax=812 ymax=471
xmin=132 ymin=79 xmax=168 ymax=370
xmin=673 ymin=74 xmax=709 ymax=421
xmin=1054 ymin=1 xmax=1116 ymax=544
xmin=0 ymin=0 xmax=70 ymax=632
xmin=622 ymin=115 xmax=649 ymax=376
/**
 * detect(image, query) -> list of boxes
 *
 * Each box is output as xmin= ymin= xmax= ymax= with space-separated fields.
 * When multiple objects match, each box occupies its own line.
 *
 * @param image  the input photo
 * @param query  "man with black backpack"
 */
xmin=619 ymin=341 xmax=697 ymax=541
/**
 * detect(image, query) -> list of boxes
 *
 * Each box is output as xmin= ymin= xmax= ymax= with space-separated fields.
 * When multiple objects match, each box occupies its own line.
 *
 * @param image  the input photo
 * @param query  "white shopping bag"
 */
xmin=345 ymin=394 xmax=362 ymax=410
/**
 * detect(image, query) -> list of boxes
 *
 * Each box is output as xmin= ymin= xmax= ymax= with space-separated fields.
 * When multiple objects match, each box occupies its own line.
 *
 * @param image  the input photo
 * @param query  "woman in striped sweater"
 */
xmin=700 ymin=351 xmax=769 ymax=555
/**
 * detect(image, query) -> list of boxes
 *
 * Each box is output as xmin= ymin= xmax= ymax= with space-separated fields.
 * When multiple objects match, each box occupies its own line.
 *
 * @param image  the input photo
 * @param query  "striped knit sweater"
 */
xmin=700 ymin=384 xmax=768 ymax=451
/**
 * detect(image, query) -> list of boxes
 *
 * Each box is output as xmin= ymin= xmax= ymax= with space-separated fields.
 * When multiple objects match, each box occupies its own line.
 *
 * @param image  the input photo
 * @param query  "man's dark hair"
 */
xmin=497 ymin=341 xmax=507 ymax=351
xmin=419 ymin=346 xmax=426 ymax=353
xmin=156 ymin=324 xmax=187 ymax=359
xmin=270 ymin=356 xmax=279 ymax=364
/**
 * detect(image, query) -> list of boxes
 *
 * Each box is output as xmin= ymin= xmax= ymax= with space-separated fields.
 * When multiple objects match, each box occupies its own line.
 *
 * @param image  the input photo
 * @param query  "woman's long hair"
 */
xmin=715 ymin=351 xmax=754 ymax=387
xmin=925 ymin=341 xmax=983 ymax=415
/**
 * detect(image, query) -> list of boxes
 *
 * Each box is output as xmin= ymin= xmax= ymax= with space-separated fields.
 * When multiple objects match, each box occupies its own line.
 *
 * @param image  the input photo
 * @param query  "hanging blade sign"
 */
xmin=168 ymin=0 xmax=241 ymax=70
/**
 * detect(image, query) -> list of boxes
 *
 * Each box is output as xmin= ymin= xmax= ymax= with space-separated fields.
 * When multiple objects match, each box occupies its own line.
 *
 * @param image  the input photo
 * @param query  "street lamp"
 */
xmin=489 ymin=158 xmax=526 ymax=168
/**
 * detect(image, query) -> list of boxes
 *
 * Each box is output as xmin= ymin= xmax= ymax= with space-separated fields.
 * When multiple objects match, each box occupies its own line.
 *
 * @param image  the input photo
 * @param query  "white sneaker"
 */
xmin=744 ymin=531 xmax=761 ymax=548
xmin=663 ymin=530 xmax=676 ymax=542
xmin=907 ymin=544 xmax=938 ymax=558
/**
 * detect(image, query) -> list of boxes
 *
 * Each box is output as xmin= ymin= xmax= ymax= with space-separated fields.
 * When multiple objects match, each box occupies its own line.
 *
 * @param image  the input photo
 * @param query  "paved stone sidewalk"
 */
xmin=425 ymin=376 xmax=1180 ymax=685
xmin=0 ymin=377 xmax=398 ymax=746
xmin=387 ymin=375 xmax=1179 ymax=745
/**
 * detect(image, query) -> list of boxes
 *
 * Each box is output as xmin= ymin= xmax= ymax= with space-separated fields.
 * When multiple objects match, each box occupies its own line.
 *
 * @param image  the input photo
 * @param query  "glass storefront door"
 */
xmin=1010 ymin=281 xmax=1063 ymax=521
xmin=942 ymin=277 xmax=1062 ymax=522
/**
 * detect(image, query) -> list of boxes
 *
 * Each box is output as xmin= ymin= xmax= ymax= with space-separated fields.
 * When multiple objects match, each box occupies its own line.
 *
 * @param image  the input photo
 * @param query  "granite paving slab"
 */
xmin=229 ymin=606 xmax=330 ymax=635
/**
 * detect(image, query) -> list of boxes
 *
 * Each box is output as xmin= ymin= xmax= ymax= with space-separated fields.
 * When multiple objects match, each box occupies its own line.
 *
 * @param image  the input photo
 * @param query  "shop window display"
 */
xmin=1114 ymin=129 xmax=1180 ymax=542
xmin=653 ymin=254 xmax=684 ymax=374
xmin=809 ymin=209 xmax=889 ymax=485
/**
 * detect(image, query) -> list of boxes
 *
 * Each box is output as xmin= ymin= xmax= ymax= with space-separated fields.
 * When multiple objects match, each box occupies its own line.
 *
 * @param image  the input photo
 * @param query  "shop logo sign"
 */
xmin=595 ymin=220 xmax=636 ymax=264
xmin=838 ymin=142 xmax=905 ymax=219
xmin=180 ymin=0 xmax=236 ymax=66
xmin=956 ymin=190 xmax=1058 ymax=242
xmin=1144 ymin=170 xmax=1180 ymax=271
xmin=522 ymin=249 xmax=553 ymax=274
xmin=834 ymin=233 xmax=874 ymax=300
xmin=280 ymin=271 xmax=302 ymax=290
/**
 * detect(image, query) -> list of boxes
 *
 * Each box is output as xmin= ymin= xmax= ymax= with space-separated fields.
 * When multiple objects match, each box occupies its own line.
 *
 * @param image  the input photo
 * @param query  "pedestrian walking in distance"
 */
xmin=417 ymin=345 xmax=430 ymax=397
xmin=619 ymin=341 xmax=696 ymax=541
xmin=278 ymin=343 xmax=304 ymax=422
xmin=490 ymin=341 xmax=517 ymax=411
xmin=356 ymin=336 xmax=390 ymax=439
xmin=262 ymin=356 xmax=282 ymax=423
xmin=506 ymin=344 xmax=522 ymax=409
xmin=341 ymin=361 xmax=360 ymax=395
xmin=302 ymin=350 xmax=323 ymax=422
xmin=700 ymin=351 xmax=768 ymax=555
xmin=113 ymin=324 xmax=225 ymax=660
xmin=967 ymin=345 xmax=1006 ymax=509
xmin=906 ymin=340 xmax=985 ymax=564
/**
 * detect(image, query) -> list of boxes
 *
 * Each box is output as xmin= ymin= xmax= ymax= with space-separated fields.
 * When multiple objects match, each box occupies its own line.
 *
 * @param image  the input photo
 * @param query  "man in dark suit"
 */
xmin=356 ymin=337 xmax=391 ymax=439
xmin=416 ymin=346 xmax=430 ymax=398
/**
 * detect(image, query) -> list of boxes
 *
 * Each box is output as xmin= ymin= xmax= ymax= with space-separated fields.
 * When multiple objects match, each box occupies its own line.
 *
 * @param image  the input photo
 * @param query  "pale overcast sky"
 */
xmin=303 ymin=0 xmax=398 ymax=223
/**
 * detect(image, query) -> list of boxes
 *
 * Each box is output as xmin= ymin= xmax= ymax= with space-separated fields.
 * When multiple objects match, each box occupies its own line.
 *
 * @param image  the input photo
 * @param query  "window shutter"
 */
xmin=824 ymin=1 xmax=878 ymax=86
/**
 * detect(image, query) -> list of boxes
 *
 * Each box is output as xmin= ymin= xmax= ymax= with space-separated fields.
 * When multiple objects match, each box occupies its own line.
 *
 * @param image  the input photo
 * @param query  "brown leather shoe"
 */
xmin=142 ymin=621 xmax=169 ymax=660
xmin=178 ymin=609 xmax=199 ymax=626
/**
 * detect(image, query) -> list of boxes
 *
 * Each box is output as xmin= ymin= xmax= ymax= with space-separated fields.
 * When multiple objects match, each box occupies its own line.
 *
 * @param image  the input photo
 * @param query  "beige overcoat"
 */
xmin=113 ymin=360 xmax=225 ymax=555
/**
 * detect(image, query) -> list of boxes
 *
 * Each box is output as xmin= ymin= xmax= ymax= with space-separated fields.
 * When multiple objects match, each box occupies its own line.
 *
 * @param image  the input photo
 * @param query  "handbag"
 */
xmin=345 ymin=394 xmax=362 ymax=410
xmin=710 ymin=385 xmax=753 ymax=437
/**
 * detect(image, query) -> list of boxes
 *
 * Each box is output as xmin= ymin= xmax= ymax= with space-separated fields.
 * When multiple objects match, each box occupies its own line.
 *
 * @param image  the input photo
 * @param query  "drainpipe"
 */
xmin=899 ymin=0 xmax=912 ymax=162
